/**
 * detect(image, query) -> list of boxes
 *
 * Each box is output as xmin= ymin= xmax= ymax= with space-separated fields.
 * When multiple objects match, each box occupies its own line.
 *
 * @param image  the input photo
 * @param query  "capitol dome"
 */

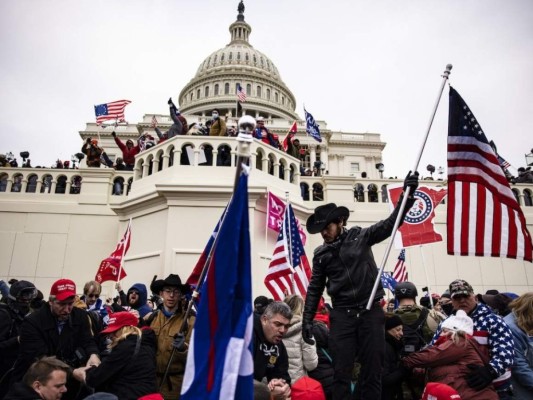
xmin=178 ymin=2 xmax=299 ymax=121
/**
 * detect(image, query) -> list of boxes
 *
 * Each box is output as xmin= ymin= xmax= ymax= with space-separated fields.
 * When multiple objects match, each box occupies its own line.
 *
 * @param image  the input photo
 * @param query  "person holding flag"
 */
xmin=302 ymin=172 xmax=419 ymax=400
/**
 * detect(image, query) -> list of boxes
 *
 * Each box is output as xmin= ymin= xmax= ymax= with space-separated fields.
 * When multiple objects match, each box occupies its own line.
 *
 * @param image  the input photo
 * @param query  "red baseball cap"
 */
xmin=422 ymin=382 xmax=461 ymax=400
xmin=50 ymin=279 xmax=76 ymax=301
xmin=101 ymin=312 xmax=139 ymax=334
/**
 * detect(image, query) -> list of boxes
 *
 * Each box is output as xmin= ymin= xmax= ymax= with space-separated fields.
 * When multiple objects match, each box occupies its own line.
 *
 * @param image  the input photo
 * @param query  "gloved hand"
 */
xmin=86 ymin=137 xmax=91 ymax=144
xmin=172 ymin=333 xmax=186 ymax=352
xmin=466 ymin=364 xmax=496 ymax=390
xmin=403 ymin=171 xmax=419 ymax=194
xmin=302 ymin=322 xmax=315 ymax=345
xmin=168 ymin=97 xmax=173 ymax=105
xmin=111 ymin=131 xmax=116 ymax=137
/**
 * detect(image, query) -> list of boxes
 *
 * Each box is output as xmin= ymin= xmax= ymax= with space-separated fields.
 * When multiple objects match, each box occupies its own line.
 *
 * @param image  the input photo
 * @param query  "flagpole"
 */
xmin=116 ymin=218 xmax=131 ymax=289
xmin=366 ymin=64 xmax=452 ymax=310
xmin=265 ymin=190 xmax=269 ymax=260
xmin=419 ymin=245 xmax=433 ymax=309
xmin=285 ymin=192 xmax=295 ymax=295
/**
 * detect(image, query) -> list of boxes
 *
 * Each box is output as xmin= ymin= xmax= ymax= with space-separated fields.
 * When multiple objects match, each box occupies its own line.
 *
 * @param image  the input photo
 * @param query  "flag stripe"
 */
xmin=95 ymin=100 xmax=131 ymax=125
xmin=447 ymin=87 xmax=532 ymax=262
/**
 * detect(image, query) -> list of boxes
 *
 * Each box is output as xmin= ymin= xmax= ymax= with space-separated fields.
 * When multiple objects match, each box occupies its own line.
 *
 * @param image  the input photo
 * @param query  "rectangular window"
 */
xmin=350 ymin=163 xmax=360 ymax=173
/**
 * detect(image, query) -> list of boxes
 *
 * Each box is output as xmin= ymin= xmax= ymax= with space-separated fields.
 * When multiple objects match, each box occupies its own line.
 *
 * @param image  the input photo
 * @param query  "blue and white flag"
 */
xmin=181 ymin=172 xmax=254 ymax=399
xmin=304 ymin=107 xmax=322 ymax=143
xmin=381 ymin=271 xmax=397 ymax=292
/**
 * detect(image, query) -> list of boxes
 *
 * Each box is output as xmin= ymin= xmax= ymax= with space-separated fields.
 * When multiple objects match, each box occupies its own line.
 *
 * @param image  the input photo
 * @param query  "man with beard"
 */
xmin=0 ymin=280 xmax=38 ymax=398
xmin=11 ymin=279 xmax=100 ymax=400
xmin=253 ymin=301 xmax=292 ymax=400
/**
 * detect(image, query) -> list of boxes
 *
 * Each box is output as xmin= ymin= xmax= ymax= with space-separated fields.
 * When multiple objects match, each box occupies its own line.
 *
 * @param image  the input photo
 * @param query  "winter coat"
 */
xmin=308 ymin=320 xmax=334 ymax=400
xmin=12 ymin=305 xmax=99 ymax=383
xmin=303 ymin=197 xmax=414 ymax=324
xmin=209 ymin=118 xmax=227 ymax=136
xmin=114 ymin=136 xmax=140 ymax=167
xmin=253 ymin=314 xmax=291 ymax=385
xmin=0 ymin=303 xmax=25 ymax=397
xmin=4 ymin=382 xmax=41 ymax=399
xmin=432 ymin=303 xmax=514 ymax=389
xmin=403 ymin=335 xmax=498 ymax=400
xmin=504 ymin=312 xmax=533 ymax=398
xmin=82 ymin=142 xmax=103 ymax=167
xmin=282 ymin=315 xmax=318 ymax=383
xmin=127 ymin=283 xmax=153 ymax=319
xmin=382 ymin=333 xmax=406 ymax=400
xmin=85 ymin=329 xmax=158 ymax=399
xmin=149 ymin=309 xmax=195 ymax=400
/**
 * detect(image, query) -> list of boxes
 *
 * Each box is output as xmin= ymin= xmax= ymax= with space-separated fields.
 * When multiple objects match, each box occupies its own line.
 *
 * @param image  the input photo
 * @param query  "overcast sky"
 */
xmin=1 ymin=0 xmax=532 ymax=177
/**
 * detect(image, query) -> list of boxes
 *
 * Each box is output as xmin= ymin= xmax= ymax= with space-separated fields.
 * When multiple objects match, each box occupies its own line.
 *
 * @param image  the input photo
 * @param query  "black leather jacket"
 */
xmin=303 ymin=197 xmax=414 ymax=324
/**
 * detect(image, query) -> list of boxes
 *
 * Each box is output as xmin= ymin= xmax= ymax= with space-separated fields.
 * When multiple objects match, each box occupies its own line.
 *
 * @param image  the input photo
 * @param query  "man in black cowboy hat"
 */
xmin=302 ymin=172 xmax=419 ymax=399
xmin=148 ymin=274 xmax=194 ymax=400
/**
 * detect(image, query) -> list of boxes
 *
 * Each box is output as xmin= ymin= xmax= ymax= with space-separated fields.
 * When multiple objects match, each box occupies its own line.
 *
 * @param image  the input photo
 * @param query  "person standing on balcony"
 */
xmin=82 ymin=138 xmax=103 ymax=167
xmin=111 ymin=131 xmax=139 ymax=171
xmin=254 ymin=117 xmax=280 ymax=149
xmin=209 ymin=108 xmax=227 ymax=136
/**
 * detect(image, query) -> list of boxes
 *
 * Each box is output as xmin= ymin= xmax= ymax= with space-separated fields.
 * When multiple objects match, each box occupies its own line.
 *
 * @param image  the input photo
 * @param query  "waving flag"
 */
xmin=387 ymin=184 xmax=447 ymax=248
xmin=94 ymin=100 xmax=131 ymax=125
xmin=237 ymin=84 xmax=247 ymax=102
xmin=265 ymin=204 xmax=311 ymax=301
xmin=267 ymin=191 xmax=306 ymax=245
xmin=381 ymin=271 xmax=397 ymax=292
xmin=95 ymin=220 xmax=131 ymax=283
xmin=282 ymin=122 xmax=298 ymax=151
xmin=393 ymin=249 xmax=408 ymax=283
xmin=304 ymin=107 xmax=322 ymax=143
xmin=181 ymin=172 xmax=253 ymax=399
xmin=447 ymin=87 xmax=532 ymax=262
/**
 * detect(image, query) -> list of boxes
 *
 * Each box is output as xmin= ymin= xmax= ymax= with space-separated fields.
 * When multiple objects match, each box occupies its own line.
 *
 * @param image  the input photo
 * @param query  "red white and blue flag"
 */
xmin=181 ymin=172 xmax=253 ymax=399
xmin=447 ymin=87 xmax=532 ymax=262
xmin=392 ymin=249 xmax=408 ymax=283
xmin=94 ymin=99 xmax=131 ymax=125
xmin=237 ymin=84 xmax=247 ymax=102
xmin=95 ymin=220 xmax=131 ymax=283
xmin=265 ymin=204 xmax=312 ymax=301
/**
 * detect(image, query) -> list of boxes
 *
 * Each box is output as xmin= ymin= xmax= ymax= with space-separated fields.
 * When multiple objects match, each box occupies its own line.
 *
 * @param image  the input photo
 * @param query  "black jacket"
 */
xmin=85 ymin=329 xmax=158 ymax=399
xmin=308 ymin=320 xmax=334 ymax=399
xmin=303 ymin=198 xmax=414 ymax=322
xmin=12 ymin=305 xmax=99 ymax=383
xmin=0 ymin=303 xmax=25 ymax=396
xmin=4 ymin=382 xmax=41 ymax=399
xmin=382 ymin=333 xmax=406 ymax=400
xmin=253 ymin=315 xmax=291 ymax=385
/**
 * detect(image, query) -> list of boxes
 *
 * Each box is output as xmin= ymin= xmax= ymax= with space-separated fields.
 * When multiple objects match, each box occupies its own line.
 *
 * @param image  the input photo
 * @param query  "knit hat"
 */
xmin=291 ymin=376 xmax=326 ymax=400
xmin=441 ymin=310 xmax=473 ymax=335
xmin=385 ymin=314 xmax=403 ymax=331
xmin=422 ymin=382 xmax=461 ymax=400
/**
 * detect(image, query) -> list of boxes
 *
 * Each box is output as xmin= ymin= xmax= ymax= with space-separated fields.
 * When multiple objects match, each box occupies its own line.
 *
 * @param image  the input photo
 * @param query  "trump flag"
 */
xmin=387 ymin=184 xmax=447 ymax=248
xmin=95 ymin=220 xmax=131 ymax=283
xmin=181 ymin=172 xmax=253 ymax=399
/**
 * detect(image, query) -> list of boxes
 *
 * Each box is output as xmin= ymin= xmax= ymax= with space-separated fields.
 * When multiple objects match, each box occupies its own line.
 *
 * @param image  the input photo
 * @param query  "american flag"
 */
xmin=497 ymin=155 xmax=511 ymax=170
xmin=265 ymin=204 xmax=311 ymax=301
xmin=392 ymin=249 xmax=408 ymax=282
xmin=94 ymin=100 xmax=131 ymax=125
xmin=237 ymin=84 xmax=247 ymax=102
xmin=447 ymin=87 xmax=532 ymax=262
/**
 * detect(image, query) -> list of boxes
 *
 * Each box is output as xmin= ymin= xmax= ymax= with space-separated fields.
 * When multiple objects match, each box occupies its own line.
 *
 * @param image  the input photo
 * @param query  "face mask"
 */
xmin=212 ymin=113 xmax=219 ymax=119
xmin=441 ymin=303 xmax=454 ymax=316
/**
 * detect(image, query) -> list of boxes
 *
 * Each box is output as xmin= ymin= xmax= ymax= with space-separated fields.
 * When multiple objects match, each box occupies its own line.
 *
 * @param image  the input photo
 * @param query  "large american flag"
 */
xmin=392 ymin=249 xmax=408 ymax=283
xmin=447 ymin=87 xmax=532 ymax=262
xmin=236 ymin=84 xmax=247 ymax=102
xmin=265 ymin=204 xmax=311 ymax=300
xmin=94 ymin=100 xmax=131 ymax=125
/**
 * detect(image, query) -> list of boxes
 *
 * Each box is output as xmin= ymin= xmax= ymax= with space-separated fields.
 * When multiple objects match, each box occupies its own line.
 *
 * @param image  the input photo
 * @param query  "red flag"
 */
xmin=447 ymin=87 xmax=532 ymax=262
xmin=267 ymin=191 xmax=306 ymax=245
xmin=95 ymin=221 xmax=131 ymax=283
xmin=282 ymin=122 xmax=298 ymax=151
xmin=387 ymin=184 xmax=447 ymax=248
xmin=392 ymin=249 xmax=408 ymax=282
xmin=265 ymin=204 xmax=311 ymax=300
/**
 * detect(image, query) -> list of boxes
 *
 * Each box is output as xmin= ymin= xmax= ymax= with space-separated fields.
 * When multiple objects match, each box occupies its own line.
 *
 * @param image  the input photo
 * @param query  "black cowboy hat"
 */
xmin=150 ymin=274 xmax=190 ymax=295
xmin=306 ymin=203 xmax=349 ymax=234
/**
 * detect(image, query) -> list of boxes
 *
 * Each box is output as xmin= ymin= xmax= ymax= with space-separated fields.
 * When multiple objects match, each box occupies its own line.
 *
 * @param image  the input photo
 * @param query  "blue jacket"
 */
xmin=504 ymin=312 xmax=533 ymax=397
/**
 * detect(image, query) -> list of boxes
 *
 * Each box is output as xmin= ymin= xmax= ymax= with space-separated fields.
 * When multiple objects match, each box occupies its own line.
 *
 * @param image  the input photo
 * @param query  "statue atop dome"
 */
xmin=237 ymin=0 xmax=245 ymax=21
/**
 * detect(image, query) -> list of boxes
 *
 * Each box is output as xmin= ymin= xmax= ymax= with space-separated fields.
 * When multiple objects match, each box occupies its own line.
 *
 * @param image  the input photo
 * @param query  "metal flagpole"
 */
xmin=285 ymin=191 xmax=295 ymax=294
xmin=419 ymin=245 xmax=434 ymax=309
xmin=160 ymin=116 xmax=255 ymax=390
xmin=366 ymin=64 xmax=452 ymax=310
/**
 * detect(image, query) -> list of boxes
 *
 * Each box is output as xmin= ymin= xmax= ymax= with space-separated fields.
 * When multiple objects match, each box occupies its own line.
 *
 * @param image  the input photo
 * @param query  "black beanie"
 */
xmin=385 ymin=315 xmax=403 ymax=331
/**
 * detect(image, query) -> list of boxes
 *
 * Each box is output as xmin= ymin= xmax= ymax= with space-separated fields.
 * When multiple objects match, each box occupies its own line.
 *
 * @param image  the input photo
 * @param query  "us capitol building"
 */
xmin=1 ymin=2 xmax=532 ymax=298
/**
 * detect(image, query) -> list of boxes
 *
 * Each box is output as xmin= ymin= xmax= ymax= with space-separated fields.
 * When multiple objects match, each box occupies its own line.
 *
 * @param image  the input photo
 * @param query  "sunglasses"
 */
xmin=87 ymin=293 xmax=100 ymax=299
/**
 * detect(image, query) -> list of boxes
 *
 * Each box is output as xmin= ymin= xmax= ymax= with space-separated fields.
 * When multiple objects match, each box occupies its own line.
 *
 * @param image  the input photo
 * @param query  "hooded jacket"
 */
xmin=127 ymin=283 xmax=153 ymax=318
xmin=114 ymin=136 xmax=140 ymax=167
xmin=282 ymin=314 xmax=318 ymax=383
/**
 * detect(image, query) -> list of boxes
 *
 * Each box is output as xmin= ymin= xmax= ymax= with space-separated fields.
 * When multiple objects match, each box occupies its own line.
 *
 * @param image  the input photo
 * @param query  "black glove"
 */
xmin=466 ymin=364 xmax=496 ymax=390
xmin=302 ymin=322 xmax=315 ymax=345
xmin=111 ymin=131 xmax=116 ymax=137
xmin=86 ymin=137 xmax=91 ymax=144
xmin=168 ymin=97 xmax=175 ymax=107
xmin=172 ymin=333 xmax=186 ymax=352
xmin=403 ymin=171 xmax=419 ymax=194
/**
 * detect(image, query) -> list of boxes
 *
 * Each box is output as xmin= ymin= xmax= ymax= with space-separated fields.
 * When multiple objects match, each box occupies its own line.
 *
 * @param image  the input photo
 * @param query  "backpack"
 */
xmin=400 ymin=307 xmax=429 ymax=355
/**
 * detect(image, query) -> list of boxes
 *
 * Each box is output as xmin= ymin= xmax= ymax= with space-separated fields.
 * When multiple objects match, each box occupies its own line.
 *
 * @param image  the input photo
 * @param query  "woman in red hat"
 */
xmin=72 ymin=311 xmax=160 ymax=399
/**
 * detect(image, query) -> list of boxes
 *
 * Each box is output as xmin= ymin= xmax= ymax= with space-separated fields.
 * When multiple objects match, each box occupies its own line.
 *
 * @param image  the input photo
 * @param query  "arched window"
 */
xmin=214 ymin=84 xmax=219 ymax=96
xmin=11 ymin=173 xmax=23 ymax=192
xmin=214 ymin=54 xmax=218 ymax=63
xmin=221 ymin=53 xmax=225 ymax=62
xmin=229 ymin=52 xmax=233 ymax=61
xmin=0 ymin=173 xmax=7 ymax=192
xmin=368 ymin=184 xmax=378 ymax=203
xmin=196 ymin=89 xmax=201 ymax=99
xmin=524 ymin=189 xmax=532 ymax=207
xmin=224 ymin=83 xmax=230 ymax=95
xmin=253 ymin=54 xmax=257 ymax=64
xmin=26 ymin=174 xmax=38 ymax=193
xmin=246 ymin=84 xmax=251 ymax=96
xmin=354 ymin=183 xmax=364 ymax=202
xmin=260 ymin=56 xmax=264 ymax=67
xmin=70 ymin=176 xmax=82 ymax=194
xmin=237 ymin=52 xmax=241 ymax=61
xmin=381 ymin=184 xmax=389 ymax=203
xmin=245 ymin=53 xmax=249 ymax=62
xmin=256 ymin=86 xmax=262 ymax=97
xmin=275 ymin=92 xmax=279 ymax=102
xmin=312 ymin=183 xmax=324 ymax=201
xmin=300 ymin=183 xmax=310 ymax=201
xmin=112 ymin=177 xmax=125 ymax=196
xmin=41 ymin=174 xmax=52 ymax=193
xmin=205 ymin=86 xmax=209 ymax=97
xmin=55 ymin=176 xmax=67 ymax=194
xmin=282 ymin=96 xmax=285 ymax=105
xmin=189 ymin=93 xmax=193 ymax=101
xmin=266 ymin=89 xmax=271 ymax=100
